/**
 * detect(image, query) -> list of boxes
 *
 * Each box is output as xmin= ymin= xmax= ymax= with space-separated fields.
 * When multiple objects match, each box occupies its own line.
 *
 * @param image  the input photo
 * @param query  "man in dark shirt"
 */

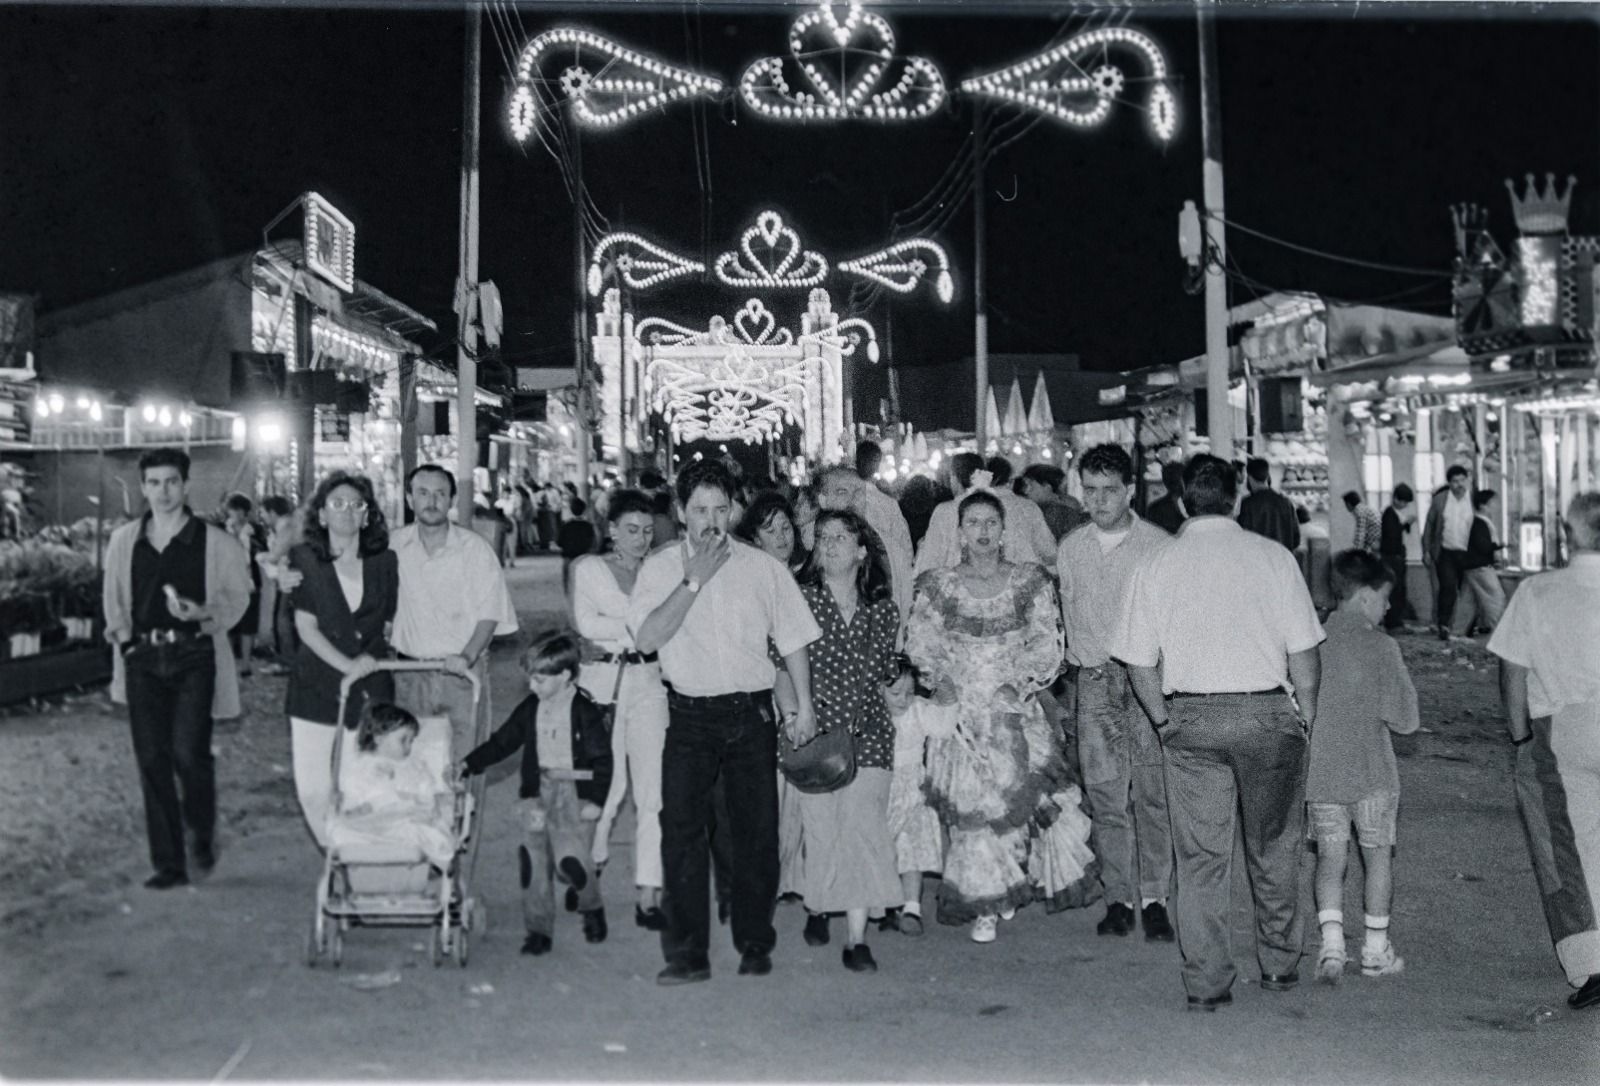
xmin=102 ymin=448 xmax=248 ymax=889
xmin=1236 ymin=457 xmax=1301 ymax=551
xmin=1380 ymin=484 xmax=1415 ymax=630
xmin=1145 ymin=461 xmax=1188 ymax=535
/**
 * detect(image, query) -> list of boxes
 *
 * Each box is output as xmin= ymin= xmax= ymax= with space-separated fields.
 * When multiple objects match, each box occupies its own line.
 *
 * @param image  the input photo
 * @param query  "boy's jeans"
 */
xmin=518 ymin=776 xmax=601 ymax=937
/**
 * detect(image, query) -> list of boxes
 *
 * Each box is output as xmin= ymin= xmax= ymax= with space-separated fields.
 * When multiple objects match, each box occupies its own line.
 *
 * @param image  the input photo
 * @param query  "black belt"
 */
xmin=123 ymin=628 xmax=207 ymax=653
xmin=665 ymin=687 xmax=770 ymax=710
xmin=1169 ymin=689 xmax=1283 ymax=700
xmin=598 ymin=650 xmax=658 ymax=665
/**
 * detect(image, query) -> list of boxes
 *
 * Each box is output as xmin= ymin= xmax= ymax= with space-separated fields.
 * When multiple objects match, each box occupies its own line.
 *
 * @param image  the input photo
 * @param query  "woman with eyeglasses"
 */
xmin=285 ymin=471 xmax=399 ymax=848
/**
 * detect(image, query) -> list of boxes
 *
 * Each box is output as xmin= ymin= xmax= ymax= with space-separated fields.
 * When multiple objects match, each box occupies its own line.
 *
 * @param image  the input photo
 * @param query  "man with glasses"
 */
xmin=102 ymin=448 xmax=251 ymax=888
xmin=390 ymin=464 xmax=518 ymax=753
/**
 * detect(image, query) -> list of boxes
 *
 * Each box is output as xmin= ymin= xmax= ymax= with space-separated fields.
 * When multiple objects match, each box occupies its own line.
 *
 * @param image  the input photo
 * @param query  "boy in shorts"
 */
xmin=1308 ymin=549 xmax=1420 ymax=982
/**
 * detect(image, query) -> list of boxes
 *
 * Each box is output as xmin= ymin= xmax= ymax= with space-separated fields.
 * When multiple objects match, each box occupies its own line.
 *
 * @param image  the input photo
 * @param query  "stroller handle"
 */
xmin=338 ymin=659 xmax=483 ymax=709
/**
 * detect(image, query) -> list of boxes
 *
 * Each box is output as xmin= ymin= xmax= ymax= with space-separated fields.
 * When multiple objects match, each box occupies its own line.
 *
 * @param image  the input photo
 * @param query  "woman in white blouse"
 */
xmin=573 ymin=489 xmax=672 ymax=930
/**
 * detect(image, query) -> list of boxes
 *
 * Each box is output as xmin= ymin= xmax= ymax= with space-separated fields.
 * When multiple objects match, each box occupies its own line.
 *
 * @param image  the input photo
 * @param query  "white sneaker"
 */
xmin=999 ymin=906 xmax=1016 ymax=922
xmin=1361 ymin=943 xmax=1405 ymax=977
xmin=970 ymin=915 xmax=998 ymax=943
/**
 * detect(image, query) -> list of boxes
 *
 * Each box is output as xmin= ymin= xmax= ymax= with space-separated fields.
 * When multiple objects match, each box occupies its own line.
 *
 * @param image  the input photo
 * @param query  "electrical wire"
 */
xmin=1213 ymin=213 xmax=1451 ymax=278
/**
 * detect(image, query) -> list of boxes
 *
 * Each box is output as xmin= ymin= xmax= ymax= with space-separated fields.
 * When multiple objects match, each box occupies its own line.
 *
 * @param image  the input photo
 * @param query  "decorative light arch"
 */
xmin=508 ymin=27 xmax=722 ymax=138
xmin=586 ymin=233 xmax=705 ymax=296
xmin=837 ymin=240 xmax=953 ymax=303
xmin=961 ymin=26 xmax=1177 ymax=142
xmin=714 ymin=211 xmax=830 ymax=289
xmin=739 ymin=2 xmax=946 ymax=122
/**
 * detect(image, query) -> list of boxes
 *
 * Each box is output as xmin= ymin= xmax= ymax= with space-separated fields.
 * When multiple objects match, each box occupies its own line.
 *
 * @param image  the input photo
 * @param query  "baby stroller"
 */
xmin=306 ymin=660 xmax=486 ymax=969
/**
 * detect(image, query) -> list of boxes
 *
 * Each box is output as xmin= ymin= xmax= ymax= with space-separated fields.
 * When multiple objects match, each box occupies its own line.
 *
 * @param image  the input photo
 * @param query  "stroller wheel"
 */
xmin=430 ymin=926 xmax=445 ymax=968
xmin=305 ymin=922 xmax=320 ymax=968
xmin=454 ymin=930 xmax=470 ymax=968
xmin=329 ymin=930 xmax=343 ymax=968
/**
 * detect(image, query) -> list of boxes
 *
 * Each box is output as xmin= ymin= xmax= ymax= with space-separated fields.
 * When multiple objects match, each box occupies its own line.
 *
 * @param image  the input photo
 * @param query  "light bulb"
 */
xmin=49 ymin=393 xmax=64 ymax=413
xmin=142 ymin=404 xmax=157 ymax=423
xmin=158 ymin=407 xmax=172 ymax=427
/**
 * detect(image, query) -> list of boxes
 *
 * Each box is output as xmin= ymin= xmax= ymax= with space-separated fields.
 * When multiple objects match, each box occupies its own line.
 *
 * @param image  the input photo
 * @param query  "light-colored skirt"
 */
xmin=792 ymin=767 xmax=903 ymax=913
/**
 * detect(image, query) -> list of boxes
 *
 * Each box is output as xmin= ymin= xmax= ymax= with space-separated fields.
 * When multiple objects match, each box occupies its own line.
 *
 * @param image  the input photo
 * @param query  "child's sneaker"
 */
xmin=1361 ymin=943 xmax=1405 ymax=977
xmin=1317 ymin=943 xmax=1346 ymax=984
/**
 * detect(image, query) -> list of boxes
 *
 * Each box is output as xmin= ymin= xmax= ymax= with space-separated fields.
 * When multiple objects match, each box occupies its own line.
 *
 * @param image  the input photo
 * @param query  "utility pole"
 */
xmin=572 ymin=130 xmax=591 ymax=500
xmin=973 ymin=102 xmax=990 ymax=451
xmin=454 ymin=1 xmax=482 ymax=526
xmin=1197 ymin=0 xmax=1234 ymax=461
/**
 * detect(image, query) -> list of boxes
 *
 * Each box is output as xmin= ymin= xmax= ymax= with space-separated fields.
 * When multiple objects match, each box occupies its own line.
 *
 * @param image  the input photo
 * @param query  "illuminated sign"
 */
xmin=303 ymin=192 xmax=355 ymax=294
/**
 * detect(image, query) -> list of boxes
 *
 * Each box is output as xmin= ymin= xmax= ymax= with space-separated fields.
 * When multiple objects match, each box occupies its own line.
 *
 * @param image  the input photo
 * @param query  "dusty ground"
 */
xmin=1 ymin=561 xmax=1595 ymax=1083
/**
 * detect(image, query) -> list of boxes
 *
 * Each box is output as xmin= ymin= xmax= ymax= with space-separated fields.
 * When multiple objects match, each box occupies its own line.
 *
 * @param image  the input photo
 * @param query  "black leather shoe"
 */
xmin=558 ymin=855 xmax=589 ymax=891
xmin=144 ymin=870 xmax=188 ymax=890
xmin=1096 ymin=902 xmax=1135 ymax=936
xmin=1185 ymin=992 xmax=1233 ymax=1012
xmin=1260 ymin=972 xmax=1300 ymax=992
xmin=1568 ymin=974 xmax=1600 ymax=1010
xmin=656 ymin=960 xmax=711 ymax=986
xmin=737 ymin=949 xmax=773 ymax=976
xmin=803 ymin=912 xmax=831 ymax=946
xmin=582 ymin=908 xmax=608 ymax=944
xmin=635 ymin=905 xmax=667 ymax=931
xmin=521 ymin=932 xmax=552 ymax=955
xmin=191 ymin=841 xmax=216 ymax=874
xmin=842 ymin=944 xmax=878 ymax=973
xmin=1141 ymin=901 xmax=1175 ymax=942
xmin=875 ymin=909 xmax=901 ymax=933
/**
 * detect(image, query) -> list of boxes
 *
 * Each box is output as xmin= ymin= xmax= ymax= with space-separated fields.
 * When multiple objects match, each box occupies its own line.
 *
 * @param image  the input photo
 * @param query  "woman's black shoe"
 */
xmin=803 ymin=912 xmax=830 ymax=946
xmin=635 ymin=905 xmax=667 ymax=931
xmin=582 ymin=908 xmax=608 ymax=944
xmin=842 ymin=944 xmax=878 ymax=973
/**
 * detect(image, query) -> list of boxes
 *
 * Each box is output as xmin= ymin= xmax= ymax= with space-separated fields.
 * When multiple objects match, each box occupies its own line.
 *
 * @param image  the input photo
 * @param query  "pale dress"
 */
xmin=330 ymin=752 xmax=456 ymax=869
xmin=905 ymin=563 xmax=1098 ymax=924
xmin=886 ymin=697 xmax=954 ymax=876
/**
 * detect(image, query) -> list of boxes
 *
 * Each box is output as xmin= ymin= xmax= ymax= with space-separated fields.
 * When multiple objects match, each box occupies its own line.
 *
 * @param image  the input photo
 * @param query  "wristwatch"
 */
xmin=681 ymin=577 xmax=701 ymax=593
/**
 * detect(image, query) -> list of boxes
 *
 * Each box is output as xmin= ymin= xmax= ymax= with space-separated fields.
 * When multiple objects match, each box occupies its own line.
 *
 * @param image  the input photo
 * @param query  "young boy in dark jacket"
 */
xmin=460 ymin=631 xmax=613 ymax=955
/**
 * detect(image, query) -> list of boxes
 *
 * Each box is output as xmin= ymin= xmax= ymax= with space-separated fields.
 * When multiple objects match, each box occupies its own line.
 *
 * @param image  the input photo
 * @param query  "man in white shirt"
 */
xmin=1057 ymin=444 xmax=1175 ymax=943
xmin=630 ymin=459 xmax=821 ymax=985
xmin=1422 ymin=465 xmax=1475 ymax=640
xmin=915 ymin=452 xmax=1056 ymax=574
xmin=390 ymin=465 xmax=519 ymax=754
xmin=819 ymin=463 xmax=915 ymax=632
xmin=1488 ymin=492 xmax=1600 ymax=1012
xmin=1110 ymin=454 xmax=1325 ymax=1012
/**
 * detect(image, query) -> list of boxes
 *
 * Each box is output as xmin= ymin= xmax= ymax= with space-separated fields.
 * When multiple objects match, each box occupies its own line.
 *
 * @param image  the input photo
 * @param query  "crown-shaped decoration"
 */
xmin=1504 ymin=173 xmax=1577 ymax=236
xmin=1450 ymin=203 xmax=1489 ymax=259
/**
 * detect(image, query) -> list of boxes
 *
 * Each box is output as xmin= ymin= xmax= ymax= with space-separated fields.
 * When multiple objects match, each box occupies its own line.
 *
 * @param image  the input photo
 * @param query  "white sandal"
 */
xmin=970 ymin=915 xmax=998 ymax=943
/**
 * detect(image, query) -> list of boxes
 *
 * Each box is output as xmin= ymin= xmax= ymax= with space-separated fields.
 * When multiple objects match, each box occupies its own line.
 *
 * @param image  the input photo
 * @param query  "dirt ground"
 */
xmin=1 ymin=559 xmax=1595 ymax=1083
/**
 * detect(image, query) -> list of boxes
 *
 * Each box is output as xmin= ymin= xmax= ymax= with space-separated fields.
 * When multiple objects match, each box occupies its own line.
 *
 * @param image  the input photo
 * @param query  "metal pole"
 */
xmin=618 ymin=277 xmax=630 ymax=481
xmin=1197 ymin=0 xmax=1234 ymax=461
xmin=454 ymin=2 xmax=482 ymax=526
xmin=973 ymin=103 xmax=989 ymax=451
xmin=573 ymin=129 xmax=591 ymax=500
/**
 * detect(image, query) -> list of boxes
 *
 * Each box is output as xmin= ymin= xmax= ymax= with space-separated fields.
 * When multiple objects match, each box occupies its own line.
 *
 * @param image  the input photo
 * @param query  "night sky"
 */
xmin=2 ymin=1 xmax=1597 ymax=431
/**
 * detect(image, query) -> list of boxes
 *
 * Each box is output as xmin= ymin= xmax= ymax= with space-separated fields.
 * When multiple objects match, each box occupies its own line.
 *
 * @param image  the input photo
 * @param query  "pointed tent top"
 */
xmin=1027 ymin=370 xmax=1055 ymax=432
xmin=985 ymin=387 xmax=1003 ymax=443
xmin=913 ymin=432 xmax=929 ymax=461
xmin=1002 ymin=376 xmax=1028 ymax=436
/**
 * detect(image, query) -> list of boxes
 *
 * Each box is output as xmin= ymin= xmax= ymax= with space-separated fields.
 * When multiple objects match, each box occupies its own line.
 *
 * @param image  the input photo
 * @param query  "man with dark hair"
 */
xmin=1422 ymin=465 xmax=1474 ymax=640
xmin=102 ymin=448 xmax=251 ymax=888
xmin=1111 ymin=453 xmax=1325 ymax=1011
xmin=1057 ymin=444 xmax=1175 ymax=942
xmin=1490 ymin=492 xmax=1600 ymax=1011
xmin=630 ymin=457 xmax=822 ymax=984
xmin=1237 ymin=458 xmax=1300 ymax=551
xmin=1021 ymin=463 xmax=1089 ymax=541
xmin=855 ymin=440 xmax=884 ymax=482
xmin=1145 ymin=461 xmax=1187 ymax=535
xmin=1343 ymin=490 xmax=1381 ymax=553
xmin=915 ymin=451 xmax=1056 ymax=572
xmin=391 ymin=463 xmax=518 ymax=752
xmin=1379 ymin=484 xmax=1415 ymax=630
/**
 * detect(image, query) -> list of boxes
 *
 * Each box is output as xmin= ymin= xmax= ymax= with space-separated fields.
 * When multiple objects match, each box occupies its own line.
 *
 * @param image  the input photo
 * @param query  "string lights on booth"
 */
xmin=961 ymin=25 xmax=1177 ymax=142
xmin=1516 ymin=238 xmax=1559 ymax=326
xmin=508 ymin=28 xmax=722 ymax=138
xmin=738 ymin=2 xmax=946 ymax=122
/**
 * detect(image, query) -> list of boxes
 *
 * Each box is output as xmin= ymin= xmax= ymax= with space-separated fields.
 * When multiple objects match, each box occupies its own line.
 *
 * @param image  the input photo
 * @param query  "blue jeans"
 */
xmin=1160 ymin=693 xmax=1307 ymax=999
xmin=124 ymin=638 xmax=216 ymax=877
xmin=660 ymin=690 xmax=779 ymax=967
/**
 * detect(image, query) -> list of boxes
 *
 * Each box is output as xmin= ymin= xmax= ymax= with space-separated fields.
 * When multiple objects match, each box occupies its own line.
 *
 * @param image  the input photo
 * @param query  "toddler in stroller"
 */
xmin=330 ymin=702 xmax=457 ymax=870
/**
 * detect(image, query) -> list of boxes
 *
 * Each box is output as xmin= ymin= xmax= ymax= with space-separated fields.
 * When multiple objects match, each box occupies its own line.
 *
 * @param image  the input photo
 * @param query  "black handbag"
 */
xmin=778 ymin=717 xmax=857 ymax=794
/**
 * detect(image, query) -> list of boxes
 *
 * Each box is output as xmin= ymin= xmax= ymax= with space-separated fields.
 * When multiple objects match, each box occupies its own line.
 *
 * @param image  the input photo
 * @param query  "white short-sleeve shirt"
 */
xmin=1487 ymin=554 xmax=1600 ymax=720
xmin=390 ymin=524 xmax=518 ymax=658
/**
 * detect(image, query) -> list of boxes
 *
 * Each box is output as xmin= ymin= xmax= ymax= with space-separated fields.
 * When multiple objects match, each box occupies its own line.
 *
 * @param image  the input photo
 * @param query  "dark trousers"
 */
xmin=1381 ymin=554 xmax=1408 ymax=629
xmin=1160 ymin=693 xmax=1307 ymax=1000
xmin=1434 ymin=548 xmax=1468 ymax=631
xmin=124 ymin=638 xmax=217 ymax=877
xmin=660 ymin=690 xmax=779 ymax=967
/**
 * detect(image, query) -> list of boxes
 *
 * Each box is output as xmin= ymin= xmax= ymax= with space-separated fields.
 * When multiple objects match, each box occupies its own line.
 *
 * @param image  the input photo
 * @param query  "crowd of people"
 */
xmin=103 ymin=442 xmax=1600 ymax=1013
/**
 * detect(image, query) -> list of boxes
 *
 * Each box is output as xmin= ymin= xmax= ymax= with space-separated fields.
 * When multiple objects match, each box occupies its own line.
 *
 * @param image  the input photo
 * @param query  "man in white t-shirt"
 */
xmin=1422 ymin=465 xmax=1474 ymax=640
xmin=1488 ymin=492 xmax=1600 ymax=1012
xmin=1110 ymin=454 xmax=1325 ymax=1012
xmin=1058 ymin=444 xmax=1175 ymax=943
